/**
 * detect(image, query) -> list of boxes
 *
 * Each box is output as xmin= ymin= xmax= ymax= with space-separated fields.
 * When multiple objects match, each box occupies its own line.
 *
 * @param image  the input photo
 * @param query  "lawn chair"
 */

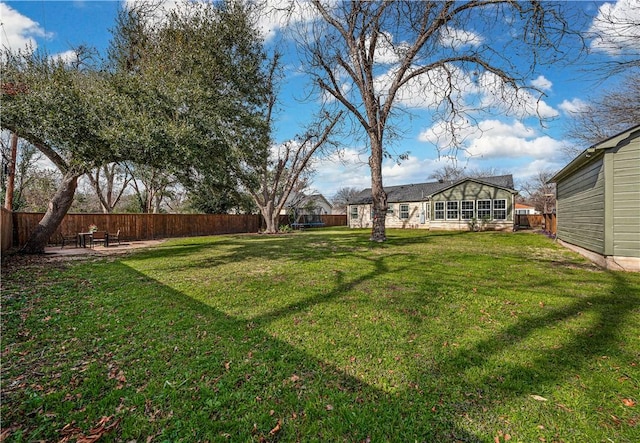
xmin=109 ymin=229 xmax=121 ymax=245
xmin=60 ymin=233 xmax=78 ymax=249
xmin=91 ymin=231 xmax=107 ymax=248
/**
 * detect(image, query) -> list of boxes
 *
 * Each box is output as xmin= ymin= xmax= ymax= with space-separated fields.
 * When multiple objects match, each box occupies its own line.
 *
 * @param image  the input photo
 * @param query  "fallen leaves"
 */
xmin=58 ymin=416 xmax=121 ymax=443
xmin=622 ymin=398 xmax=636 ymax=407
xmin=268 ymin=419 xmax=282 ymax=436
xmin=530 ymin=395 xmax=548 ymax=402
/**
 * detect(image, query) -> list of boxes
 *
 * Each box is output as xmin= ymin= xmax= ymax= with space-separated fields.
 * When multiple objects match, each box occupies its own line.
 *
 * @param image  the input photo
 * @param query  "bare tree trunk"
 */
xmin=369 ymin=138 xmax=387 ymax=242
xmin=4 ymin=132 xmax=18 ymax=210
xmin=260 ymin=201 xmax=279 ymax=234
xmin=20 ymin=169 xmax=82 ymax=254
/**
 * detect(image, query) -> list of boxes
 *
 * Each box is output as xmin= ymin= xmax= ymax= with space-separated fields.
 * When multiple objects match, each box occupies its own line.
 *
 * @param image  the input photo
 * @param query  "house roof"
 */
xmin=348 ymin=175 xmax=515 ymax=205
xmin=550 ymin=124 xmax=640 ymax=183
xmin=515 ymin=203 xmax=536 ymax=209
xmin=285 ymin=192 xmax=333 ymax=209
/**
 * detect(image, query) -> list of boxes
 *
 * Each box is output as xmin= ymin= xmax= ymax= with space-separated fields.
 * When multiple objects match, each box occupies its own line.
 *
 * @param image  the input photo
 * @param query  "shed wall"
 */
xmin=612 ymin=137 xmax=640 ymax=258
xmin=556 ymin=155 xmax=606 ymax=254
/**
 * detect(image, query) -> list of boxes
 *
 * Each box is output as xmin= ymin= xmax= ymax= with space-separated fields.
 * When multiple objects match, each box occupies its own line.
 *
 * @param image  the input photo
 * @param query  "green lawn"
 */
xmin=2 ymin=229 xmax=639 ymax=442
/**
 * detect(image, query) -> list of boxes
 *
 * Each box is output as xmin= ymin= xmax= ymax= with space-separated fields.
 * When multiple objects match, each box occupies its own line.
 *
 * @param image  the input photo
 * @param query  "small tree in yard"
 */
xmin=232 ymin=53 xmax=343 ymax=233
xmin=244 ymin=112 xmax=343 ymax=234
xmin=293 ymin=1 xmax=579 ymax=241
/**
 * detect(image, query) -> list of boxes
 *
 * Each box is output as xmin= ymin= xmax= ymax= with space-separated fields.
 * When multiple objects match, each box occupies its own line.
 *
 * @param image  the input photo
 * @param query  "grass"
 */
xmin=2 ymin=228 xmax=639 ymax=442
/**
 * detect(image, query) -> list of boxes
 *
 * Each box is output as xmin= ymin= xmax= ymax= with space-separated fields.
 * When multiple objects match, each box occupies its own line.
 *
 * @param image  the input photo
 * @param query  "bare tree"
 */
xmin=587 ymin=0 xmax=640 ymax=76
xmin=245 ymin=112 xmax=343 ymax=234
xmin=124 ymin=163 xmax=178 ymax=213
xmin=331 ymin=186 xmax=361 ymax=214
xmin=86 ymin=163 xmax=133 ymax=213
xmin=519 ymin=169 xmax=556 ymax=214
xmin=295 ymin=1 xmax=575 ymax=241
xmin=564 ymin=72 xmax=640 ymax=156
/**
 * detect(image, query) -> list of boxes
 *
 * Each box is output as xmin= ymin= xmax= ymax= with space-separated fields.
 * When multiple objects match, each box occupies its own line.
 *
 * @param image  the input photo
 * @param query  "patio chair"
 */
xmin=109 ymin=229 xmax=121 ymax=245
xmin=91 ymin=231 xmax=107 ymax=248
xmin=60 ymin=233 xmax=78 ymax=249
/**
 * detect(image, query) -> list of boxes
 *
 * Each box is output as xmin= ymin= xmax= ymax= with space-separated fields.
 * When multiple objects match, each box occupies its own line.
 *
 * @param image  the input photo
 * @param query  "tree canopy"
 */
xmin=1 ymin=0 xmax=270 ymax=253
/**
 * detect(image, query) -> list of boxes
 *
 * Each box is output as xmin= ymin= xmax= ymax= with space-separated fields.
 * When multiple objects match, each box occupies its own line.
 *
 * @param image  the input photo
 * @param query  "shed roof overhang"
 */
xmin=550 ymin=124 xmax=640 ymax=184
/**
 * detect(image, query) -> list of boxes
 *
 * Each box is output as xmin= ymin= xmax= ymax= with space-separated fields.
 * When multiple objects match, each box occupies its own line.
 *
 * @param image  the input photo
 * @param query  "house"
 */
xmin=549 ymin=125 xmax=640 ymax=272
xmin=281 ymin=193 xmax=333 ymax=227
xmin=347 ymin=175 xmax=517 ymax=231
xmin=515 ymin=203 xmax=539 ymax=215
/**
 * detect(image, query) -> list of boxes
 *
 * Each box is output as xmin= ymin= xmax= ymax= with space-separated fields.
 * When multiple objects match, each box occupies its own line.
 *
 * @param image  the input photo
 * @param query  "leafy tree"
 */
xmin=1 ymin=49 xmax=120 ymax=252
xmin=1 ymin=0 xmax=268 ymax=252
xmin=294 ymin=1 xmax=577 ymax=241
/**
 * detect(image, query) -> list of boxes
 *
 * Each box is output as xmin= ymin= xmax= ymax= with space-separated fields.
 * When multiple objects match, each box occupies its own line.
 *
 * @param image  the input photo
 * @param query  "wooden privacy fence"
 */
xmin=5 ymin=212 xmax=347 ymax=251
xmin=543 ymin=213 xmax=557 ymax=235
xmin=515 ymin=214 xmax=544 ymax=229
xmin=1 ymin=207 xmax=13 ymax=254
xmin=515 ymin=213 xmax=556 ymax=235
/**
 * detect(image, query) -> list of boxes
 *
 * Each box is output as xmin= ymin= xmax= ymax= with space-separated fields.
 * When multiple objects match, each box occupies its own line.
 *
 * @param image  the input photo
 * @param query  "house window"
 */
xmin=477 ymin=200 xmax=491 ymax=219
xmin=446 ymin=201 xmax=459 ymax=220
xmin=434 ymin=201 xmax=445 ymax=220
xmin=387 ymin=204 xmax=394 ymax=215
xmin=461 ymin=201 xmax=475 ymax=220
xmin=399 ymin=204 xmax=409 ymax=219
xmin=350 ymin=206 xmax=358 ymax=220
xmin=494 ymin=199 xmax=507 ymax=220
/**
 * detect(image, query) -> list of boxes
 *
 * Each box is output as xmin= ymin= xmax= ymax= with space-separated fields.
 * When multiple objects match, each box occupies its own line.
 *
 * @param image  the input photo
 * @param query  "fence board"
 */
xmin=9 ymin=212 xmax=346 ymax=249
xmin=1 ymin=207 xmax=13 ymax=253
xmin=516 ymin=214 xmax=544 ymax=228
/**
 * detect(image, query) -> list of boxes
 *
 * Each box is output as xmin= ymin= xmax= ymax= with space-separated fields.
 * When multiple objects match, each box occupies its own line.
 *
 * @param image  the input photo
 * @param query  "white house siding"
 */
xmin=556 ymin=156 xmax=606 ymax=255
xmin=612 ymin=137 xmax=640 ymax=258
xmin=348 ymin=202 xmax=429 ymax=229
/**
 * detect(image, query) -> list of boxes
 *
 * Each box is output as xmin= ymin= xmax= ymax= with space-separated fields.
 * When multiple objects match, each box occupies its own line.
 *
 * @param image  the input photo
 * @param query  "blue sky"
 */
xmin=2 ymin=0 xmax=638 ymax=198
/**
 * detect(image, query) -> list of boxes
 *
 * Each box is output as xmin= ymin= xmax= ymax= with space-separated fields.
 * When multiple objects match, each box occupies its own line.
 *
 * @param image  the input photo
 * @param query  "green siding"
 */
xmin=431 ymin=182 xmax=514 ymax=220
xmin=556 ymin=156 xmax=606 ymax=254
xmin=612 ymin=138 xmax=640 ymax=257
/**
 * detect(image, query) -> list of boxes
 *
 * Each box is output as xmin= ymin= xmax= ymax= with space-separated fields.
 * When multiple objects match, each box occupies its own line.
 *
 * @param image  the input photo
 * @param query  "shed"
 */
xmin=550 ymin=125 xmax=640 ymax=271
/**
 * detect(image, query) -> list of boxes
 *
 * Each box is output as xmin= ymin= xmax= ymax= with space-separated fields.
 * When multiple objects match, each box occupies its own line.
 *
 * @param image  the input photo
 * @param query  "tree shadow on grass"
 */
xmin=2 ymin=260 xmax=482 ymax=442
xmin=3 ymin=232 xmax=638 ymax=442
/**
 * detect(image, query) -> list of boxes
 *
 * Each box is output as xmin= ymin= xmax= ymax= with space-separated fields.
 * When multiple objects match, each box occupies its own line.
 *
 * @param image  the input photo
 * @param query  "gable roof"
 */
xmin=348 ymin=175 xmax=515 ymax=205
xmin=285 ymin=192 xmax=333 ymax=209
xmin=550 ymin=124 xmax=640 ymax=183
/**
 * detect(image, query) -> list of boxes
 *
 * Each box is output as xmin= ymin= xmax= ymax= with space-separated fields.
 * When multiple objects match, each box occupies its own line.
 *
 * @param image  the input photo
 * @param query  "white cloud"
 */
xmin=511 ymin=159 xmax=565 ymax=185
xmin=311 ymin=148 xmax=443 ymax=196
xmin=558 ymin=98 xmax=588 ymax=115
xmin=589 ymin=0 xmax=640 ymax=55
xmin=0 ymin=2 xmax=50 ymax=51
xmin=419 ymin=119 xmax=564 ymax=161
xmin=311 ymin=148 xmax=370 ymax=196
xmin=531 ymin=75 xmax=552 ymax=91
xmin=381 ymin=155 xmax=440 ymax=186
xmin=51 ymin=49 xmax=79 ymax=64
xmin=439 ymin=27 xmax=483 ymax=49
xmin=478 ymin=71 xmax=559 ymax=119
xmin=375 ymin=63 xmax=476 ymax=110
xmin=254 ymin=0 xmax=320 ymax=42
